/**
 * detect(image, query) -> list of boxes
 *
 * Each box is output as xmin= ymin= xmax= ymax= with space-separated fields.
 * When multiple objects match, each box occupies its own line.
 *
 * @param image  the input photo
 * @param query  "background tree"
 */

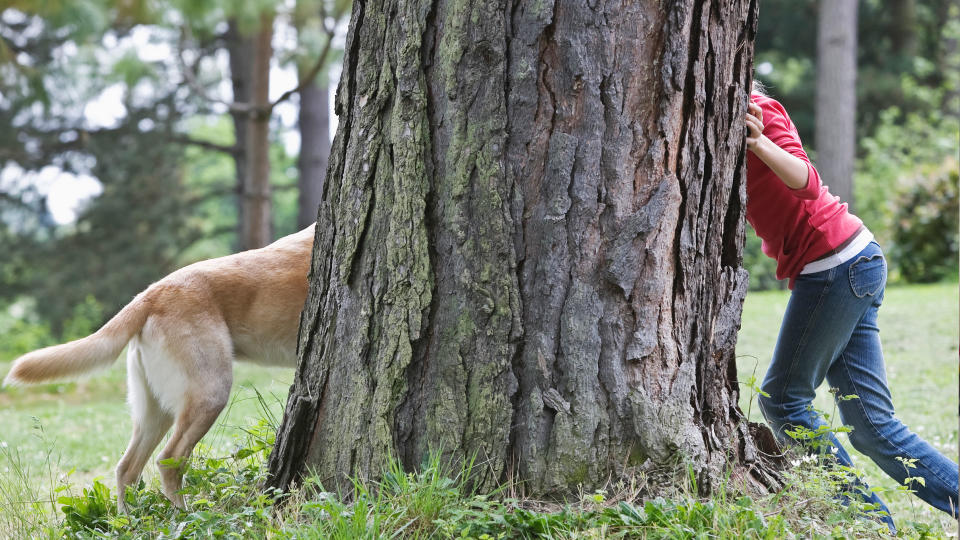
xmin=223 ymin=19 xmax=255 ymax=248
xmin=753 ymin=0 xmax=954 ymax=143
xmin=0 ymin=0 xmax=348 ymax=335
xmin=294 ymin=0 xmax=351 ymax=230
xmin=267 ymin=0 xmax=779 ymax=497
xmin=295 ymin=69 xmax=329 ymax=230
xmin=243 ymin=11 xmax=275 ymax=249
xmin=0 ymin=3 xmax=203 ymax=333
xmin=815 ymin=0 xmax=857 ymax=210
xmin=176 ymin=4 xmax=289 ymax=250
xmin=176 ymin=2 xmax=344 ymax=248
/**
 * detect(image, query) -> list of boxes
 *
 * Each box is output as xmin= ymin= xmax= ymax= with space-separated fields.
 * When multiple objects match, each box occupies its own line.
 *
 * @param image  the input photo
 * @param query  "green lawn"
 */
xmin=0 ymin=360 xmax=292 ymax=511
xmin=737 ymin=281 xmax=959 ymax=532
xmin=0 ymin=282 xmax=956 ymax=536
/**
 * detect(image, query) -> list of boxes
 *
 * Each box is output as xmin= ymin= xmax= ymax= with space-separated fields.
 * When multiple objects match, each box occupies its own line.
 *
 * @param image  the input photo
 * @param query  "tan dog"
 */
xmin=3 ymin=223 xmax=314 ymax=510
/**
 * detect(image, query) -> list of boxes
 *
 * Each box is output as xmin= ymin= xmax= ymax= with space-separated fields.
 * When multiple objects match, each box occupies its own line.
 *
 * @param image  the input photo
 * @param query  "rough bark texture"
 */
xmin=268 ymin=0 xmax=777 ymax=498
xmin=297 ymin=81 xmax=330 ymax=229
xmin=815 ymin=0 xmax=857 ymax=211
xmin=242 ymin=13 xmax=275 ymax=250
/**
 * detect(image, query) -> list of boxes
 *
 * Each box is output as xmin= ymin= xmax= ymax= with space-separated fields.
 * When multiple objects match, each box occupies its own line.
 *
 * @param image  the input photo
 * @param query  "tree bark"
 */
xmin=297 ymin=81 xmax=330 ymax=229
xmin=815 ymin=0 xmax=857 ymax=211
xmin=242 ymin=13 xmax=275 ymax=249
xmin=268 ymin=0 xmax=778 ymax=498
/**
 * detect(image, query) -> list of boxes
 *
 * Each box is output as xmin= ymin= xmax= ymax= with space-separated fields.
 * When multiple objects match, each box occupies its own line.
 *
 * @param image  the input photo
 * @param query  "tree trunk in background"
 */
xmin=242 ymin=13 xmax=274 ymax=249
xmin=294 ymin=0 xmax=332 ymax=229
xmin=297 ymin=81 xmax=330 ymax=229
xmin=268 ymin=0 xmax=779 ymax=498
xmin=225 ymin=20 xmax=253 ymax=251
xmin=889 ymin=0 xmax=917 ymax=60
xmin=816 ymin=0 xmax=857 ymax=211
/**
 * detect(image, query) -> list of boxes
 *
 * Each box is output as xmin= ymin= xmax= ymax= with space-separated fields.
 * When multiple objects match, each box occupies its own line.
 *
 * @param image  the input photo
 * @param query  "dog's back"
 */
xmin=3 ymin=223 xmax=315 ymax=510
xmin=141 ymin=225 xmax=313 ymax=367
xmin=4 ymin=223 xmax=314 ymax=386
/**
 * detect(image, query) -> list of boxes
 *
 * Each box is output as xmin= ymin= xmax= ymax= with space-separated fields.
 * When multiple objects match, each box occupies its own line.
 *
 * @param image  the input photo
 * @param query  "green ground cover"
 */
xmin=0 ymin=282 xmax=955 ymax=537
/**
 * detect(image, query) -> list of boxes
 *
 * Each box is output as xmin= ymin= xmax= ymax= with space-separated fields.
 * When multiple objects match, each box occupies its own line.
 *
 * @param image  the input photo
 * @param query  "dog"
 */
xmin=3 ymin=223 xmax=315 ymax=510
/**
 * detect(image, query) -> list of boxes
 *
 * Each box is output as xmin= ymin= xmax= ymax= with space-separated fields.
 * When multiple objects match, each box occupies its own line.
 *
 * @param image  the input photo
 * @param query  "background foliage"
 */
xmin=0 ymin=0 xmax=336 ymax=333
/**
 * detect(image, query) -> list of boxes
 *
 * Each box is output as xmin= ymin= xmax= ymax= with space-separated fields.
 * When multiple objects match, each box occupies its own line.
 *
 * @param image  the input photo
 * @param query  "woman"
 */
xmin=744 ymin=83 xmax=959 ymax=527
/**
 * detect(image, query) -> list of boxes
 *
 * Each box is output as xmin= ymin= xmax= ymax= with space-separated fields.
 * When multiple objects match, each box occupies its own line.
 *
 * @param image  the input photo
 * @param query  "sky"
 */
xmin=3 ymin=15 xmax=341 ymax=225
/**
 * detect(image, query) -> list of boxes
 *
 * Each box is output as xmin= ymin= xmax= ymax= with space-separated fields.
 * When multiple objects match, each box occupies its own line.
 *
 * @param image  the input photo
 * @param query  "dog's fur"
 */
xmin=3 ymin=224 xmax=315 ymax=510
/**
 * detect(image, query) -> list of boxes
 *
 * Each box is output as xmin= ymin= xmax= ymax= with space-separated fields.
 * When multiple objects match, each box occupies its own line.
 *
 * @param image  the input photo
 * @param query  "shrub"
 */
xmin=0 ymin=295 xmax=104 ymax=363
xmin=0 ymin=299 xmax=56 ymax=363
xmin=890 ymin=160 xmax=959 ymax=283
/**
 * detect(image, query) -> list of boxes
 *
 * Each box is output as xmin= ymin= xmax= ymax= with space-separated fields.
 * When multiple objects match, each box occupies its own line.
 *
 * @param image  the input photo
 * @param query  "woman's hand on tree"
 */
xmin=745 ymin=101 xmax=765 ymax=152
xmin=744 ymin=101 xmax=812 ymax=191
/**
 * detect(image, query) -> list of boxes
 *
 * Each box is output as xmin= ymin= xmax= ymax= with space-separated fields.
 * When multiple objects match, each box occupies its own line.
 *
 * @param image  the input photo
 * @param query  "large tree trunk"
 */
xmin=815 ymin=0 xmax=857 ymax=211
xmin=297 ymin=81 xmax=330 ymax=229
xmin=242 ymin=13 xmax=275 ymax=249
xmin=268 ymin=0 xmax=777 ymax=498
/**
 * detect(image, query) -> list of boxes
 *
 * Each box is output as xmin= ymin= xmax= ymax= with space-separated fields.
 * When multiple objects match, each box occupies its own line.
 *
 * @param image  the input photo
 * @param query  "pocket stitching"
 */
xmin=848 ymin=254 xmax=885 ymax=298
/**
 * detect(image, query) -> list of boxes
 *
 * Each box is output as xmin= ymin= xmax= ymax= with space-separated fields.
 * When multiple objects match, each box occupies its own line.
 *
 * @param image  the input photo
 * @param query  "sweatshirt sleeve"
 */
xmin=758 ymin=97 xmax=822 ymax=200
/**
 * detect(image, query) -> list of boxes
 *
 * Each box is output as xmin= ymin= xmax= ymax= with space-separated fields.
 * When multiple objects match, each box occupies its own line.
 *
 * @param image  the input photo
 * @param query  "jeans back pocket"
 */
xmin=848 ymin=251 xmax=886 ymax=298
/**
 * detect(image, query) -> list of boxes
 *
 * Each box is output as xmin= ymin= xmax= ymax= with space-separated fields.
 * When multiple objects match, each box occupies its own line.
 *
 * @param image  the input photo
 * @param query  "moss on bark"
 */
xmin=268 ymin=0 xmax=781 ymax=499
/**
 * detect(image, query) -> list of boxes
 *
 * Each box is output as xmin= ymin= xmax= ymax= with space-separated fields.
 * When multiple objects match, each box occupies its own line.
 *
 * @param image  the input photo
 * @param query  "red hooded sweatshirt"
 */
xmin=745 ymin=95 xmax=864 ymax=288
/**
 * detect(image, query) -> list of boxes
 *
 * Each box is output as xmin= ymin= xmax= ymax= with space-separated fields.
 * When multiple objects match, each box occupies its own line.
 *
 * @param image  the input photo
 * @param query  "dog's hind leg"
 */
xmin=147 ymin=320 xmax=233 ymax=509
xmin=155 ymin=395 xmax=229 ymax=508
xmin=115 ymin=339 xmax=173 ymax=512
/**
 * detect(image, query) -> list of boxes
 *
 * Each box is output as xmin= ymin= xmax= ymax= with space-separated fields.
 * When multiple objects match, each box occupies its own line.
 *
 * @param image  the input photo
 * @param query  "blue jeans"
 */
xmin=758 ymin=241 xmax=959 ymax=525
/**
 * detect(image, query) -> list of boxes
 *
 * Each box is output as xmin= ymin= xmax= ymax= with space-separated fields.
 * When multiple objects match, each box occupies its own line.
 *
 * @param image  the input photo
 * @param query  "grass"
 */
xmin=737 ymin=281 xmax=959 ymax=534
xmin=0 ymin=358 xmax=292 ymax=537
xmin=0 ymin=360 xmax=292 ymax=485
xmin=0 ymin=282 xmax=956 ymax=537
xmin=3 ymin=441 xmax=911 ymax=539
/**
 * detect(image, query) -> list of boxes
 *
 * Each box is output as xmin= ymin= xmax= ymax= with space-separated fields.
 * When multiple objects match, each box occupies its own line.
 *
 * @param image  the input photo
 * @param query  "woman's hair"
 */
xmin=751 ymin=79 xmax=768 ymax=97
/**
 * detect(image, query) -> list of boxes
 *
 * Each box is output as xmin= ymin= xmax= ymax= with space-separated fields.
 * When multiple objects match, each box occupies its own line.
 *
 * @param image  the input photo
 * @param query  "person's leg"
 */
xmin=827 ymin=277 xmax=960 ymax=516
xmin=758 ymin=265 xmax=869 ymax=451
xmin=757 ymin=244 xmax=893 ymax=523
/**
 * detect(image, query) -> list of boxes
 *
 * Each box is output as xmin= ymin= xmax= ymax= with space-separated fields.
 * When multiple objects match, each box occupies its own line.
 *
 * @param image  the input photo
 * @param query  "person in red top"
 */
xmin=746 ymin=95 xmax=868 ymax=288
xmin=745 ymin=84 xmax=959 ymax=530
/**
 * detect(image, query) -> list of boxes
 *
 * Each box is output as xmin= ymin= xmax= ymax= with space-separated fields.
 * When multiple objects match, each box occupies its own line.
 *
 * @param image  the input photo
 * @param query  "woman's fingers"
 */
xmin=745 ymin=111 xmax=763 ymax=150
xmin=745 ymin=113 xmax=763 ymax=136
xmin=748 ymin=102 xmax=764 ymax=123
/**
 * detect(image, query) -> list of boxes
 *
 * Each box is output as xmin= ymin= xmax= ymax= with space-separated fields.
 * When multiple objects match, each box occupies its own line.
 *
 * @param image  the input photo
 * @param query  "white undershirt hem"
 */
xmin=799 ymin=229 xmax=875 ymax=275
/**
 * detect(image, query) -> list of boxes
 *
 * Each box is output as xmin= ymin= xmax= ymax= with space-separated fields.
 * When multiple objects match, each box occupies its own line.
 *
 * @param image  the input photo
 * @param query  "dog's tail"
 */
xmin=3 ymin=291 xmax=152 ymax=386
